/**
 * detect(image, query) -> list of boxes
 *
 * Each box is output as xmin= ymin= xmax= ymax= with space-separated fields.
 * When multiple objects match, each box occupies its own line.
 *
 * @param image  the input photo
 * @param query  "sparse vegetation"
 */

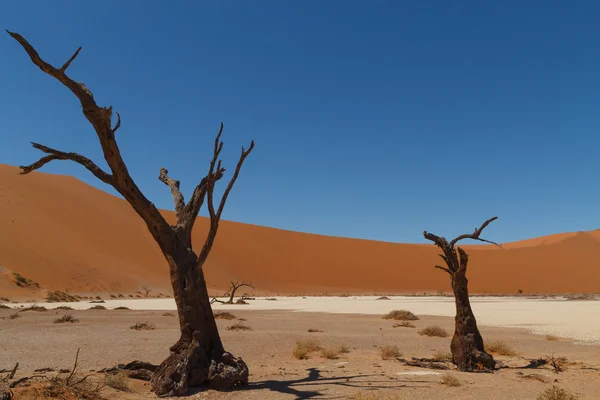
xmin=536 ymin=385 xmax=579 ymax=400
xmin=20 ymin=304 xmax=47 ymax=312
xmin=114 ymin=306 xmax=130 ymax=310
xmin=130 ymin=322 xmax=155 ymax=331
xmin=13 ymin=272 xmax=40 ymax=288
xmin=47 ymin=290 xmax=78 ymax=302
xmin=214 ymin=311 xmax=236 ymax=320
xmin=393 ymin=321 xmax=415 ymax=328
xmin=376 ymin=296 xmax=391 ymax=300
xmin=380 ymin=345 xmax=401 ymax=360
xmin=89 ymin=305 xmax=107 ymax=310
xmin=486 ymin=341 xmax=517 ymax=356
xmin=104 ymin=372 xmax=131 ymax=392
xmin=320 ymin=347 xmax=341 ymax=359
xmin=383 ymin=309 xmax=419 ymax=321
xmin=54 ymin=313 xmax=79 ymax=324
xmin=546 ymin=335 xmax=559 ymax=341
xmin=308 ymin=328 xmax=324 ymax=333
xmin=440 ymin=373 xmax=462 ymax=387
xmin=0 ymin=297 xmax=9 ymax=302
xmin=418 ymin=325 xmax=449 ymax=337
xmin=433 ymin=350 xmax=453 ymax=361
xmin=55 ymin=306 xmax=74 ymax=310
xmin=547 ymin=354 xmax=568 ymax=373
xmin=0 ymin=304 xmax=10 ymax=309
xmin=162 ymin=312 xmax=174 ymax=317
xmin=338 ymin=345 xmax=350 ymax=354
xmin=293 ymin=339 xmax=322 ymax=360
xmin=9 ymin=312 xmax=20 ymax=319
xmin=226 ymin=321 xmax=252 ymax=331
xmin=141 ymin=286 xmax=152 ymax=297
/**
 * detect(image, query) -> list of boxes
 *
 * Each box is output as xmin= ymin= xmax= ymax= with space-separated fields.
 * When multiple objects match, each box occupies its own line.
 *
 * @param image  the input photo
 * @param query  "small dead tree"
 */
xmin=210 ymin=281 xmax=253 ymax=304
xmin=8 ymin=31 xmax=254 ymax=396
xmin=423 ymin=216 xmax=500 ymax=372
xmin=141 ymin=286 xmax=152 ymax=297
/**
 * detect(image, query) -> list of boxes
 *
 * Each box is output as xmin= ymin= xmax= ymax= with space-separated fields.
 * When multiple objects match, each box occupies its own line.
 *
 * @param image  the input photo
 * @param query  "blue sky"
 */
xmin=1 ymin=1 xmax=599 ymax=244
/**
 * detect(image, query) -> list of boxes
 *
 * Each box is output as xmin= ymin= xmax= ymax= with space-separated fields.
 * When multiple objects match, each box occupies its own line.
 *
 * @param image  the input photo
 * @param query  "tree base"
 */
xmin=151 ymin=348 xmax=249 ymax=397
xmin=451 ymin=334 xmax=496 ymax=372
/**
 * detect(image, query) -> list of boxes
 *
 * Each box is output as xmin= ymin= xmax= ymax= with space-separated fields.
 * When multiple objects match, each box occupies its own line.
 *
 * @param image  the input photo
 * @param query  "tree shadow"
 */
xmin=243 ymin=367 xmax=431 ymax=399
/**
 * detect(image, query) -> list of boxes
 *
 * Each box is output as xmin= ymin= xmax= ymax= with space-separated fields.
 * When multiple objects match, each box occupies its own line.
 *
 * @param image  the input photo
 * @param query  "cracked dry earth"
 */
xmin=1 ymin=308 xmax=600 ymax=399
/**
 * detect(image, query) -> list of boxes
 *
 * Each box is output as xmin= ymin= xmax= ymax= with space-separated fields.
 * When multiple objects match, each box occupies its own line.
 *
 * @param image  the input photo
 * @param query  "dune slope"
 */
xmin=0 ymin=164 xmax=599 ymax=298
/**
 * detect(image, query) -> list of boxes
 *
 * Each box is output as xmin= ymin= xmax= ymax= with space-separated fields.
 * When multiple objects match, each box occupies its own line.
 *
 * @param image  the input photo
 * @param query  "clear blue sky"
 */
xmin=1 ymin=1 xmax=599 ymax=244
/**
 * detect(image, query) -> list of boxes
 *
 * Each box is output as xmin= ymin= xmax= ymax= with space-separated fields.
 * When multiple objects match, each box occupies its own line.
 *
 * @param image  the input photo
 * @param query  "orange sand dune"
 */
xmin=0 ymin=164 xmax=599 ymax=299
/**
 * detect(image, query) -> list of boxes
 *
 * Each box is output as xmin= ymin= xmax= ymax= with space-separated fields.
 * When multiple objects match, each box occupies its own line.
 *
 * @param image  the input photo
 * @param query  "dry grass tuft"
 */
xmin=47 ymin=290 xmax=78 ymax=302
xmin=546 ymin=335 xmax=559 ymax=341
xmin=383 ymin=310 xmax=419 ymax=321
xmin=13 ymin=272 xmax=40 ymax=288
xmin=114 ymin=306 xmax=130 ymax=310
xmin=380 ymin=345 xmax=401 ymax=360
xmin=226 ymin=321 xmax=253 ymax=331
xmin=54 ymin=313 xmax=79 ymax=324
xmin=440 ymin=373 xmax=462 ymax=387
xmin=376 ymin=296 xmax=391 ymax=300
xmin=20 ymin=304 xmax=47 ymax=312
xmin=547 ymin=354 xmax=569 ymax=373
xmin=308 ymin=328 xmax=324 ymax=333
xmin=418 ymin=325 xmax=449 ymax=337
xmin=393 ymin=321 xmax=415 ymax=328
xmin=214 ymin=311 xmax=236 ymax=320
xmin=433 ymin=350 xmax=453 ymax=361
xmin=130 ymin=322 xmax=155 ymax=331
xmin=338 ymin=345 xmax=350 ymax=354
xmin=486 ymin=341 xmax=517 ymax=356
xmin=104 ymin=372 xmax=131 ymax=392
xmin=537 ymin=385 xmax=579 ymax=400
xmin=293 ymin=339 xmax=322 ymax=360
xmin=89 ymin=305 xmax=107 ymax=310
xmin=0 ymin=304 xmax=11 ymax=309
xmin=320 ymin=347 xmax=341 ymax=360
xmin=56 ymin=306 xmax=74 ymax=310
xmin=162 ymin=312 xmax=175 ymax=317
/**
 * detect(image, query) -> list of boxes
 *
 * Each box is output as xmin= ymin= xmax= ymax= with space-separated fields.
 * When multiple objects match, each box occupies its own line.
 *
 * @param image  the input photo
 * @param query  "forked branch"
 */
xmin=449 ymin=216 xmax=501 ymax=247
xmin=159 ymin=168 xmax=185 ymax=218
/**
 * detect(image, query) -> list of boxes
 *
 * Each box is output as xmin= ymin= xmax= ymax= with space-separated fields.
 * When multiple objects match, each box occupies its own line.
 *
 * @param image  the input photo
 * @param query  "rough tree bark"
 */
xmin=8 ymin=30 xmax=254 ymax=396
xmin=423 ymin=217 xmax=501 ymax=372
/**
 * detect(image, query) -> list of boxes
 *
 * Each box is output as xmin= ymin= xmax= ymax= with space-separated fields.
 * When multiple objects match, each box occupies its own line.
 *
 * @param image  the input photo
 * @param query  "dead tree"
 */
xmin=7 ymin=31 xmax=254 ymax=396
xmin=423 ymin=216 xmax=500 ymax=372
xmin=141 ymin=286 xmax=152 ymax=297
xmin=224 ymin=281 xmax=253 ymax=304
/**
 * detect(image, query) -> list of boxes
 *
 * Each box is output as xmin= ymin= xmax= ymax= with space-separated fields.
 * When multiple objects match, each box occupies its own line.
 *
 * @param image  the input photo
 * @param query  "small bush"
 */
xmin=162 ymin=312 xmax=175 ymax=317
xmin=308 ymin=328 xmax=324 ymax=333
xmin=130 ymin=322 xmax=155 ymax=330
xmin=546 ymin=335 xmax=559 ymax=341
xmin=114 ymin=306 xmax=130 ymax=310
xmin=0 ymin=304 xmax=11 ymax=309
xmin=380 ymin=345 xmax=401 ymax=360
xmin=537 ymin=385 xmax=579 ymax=400
xmin=293 ymin=339 xmax=322 ymax=360
xmin=320 ymin=347 xmax=341 ymax=359
xmin=338 ymin=345 xmax=350 ymax=354
xmin=440 ymin=373 xmax=462 ymax=387
xmin=54 ymin=313 xmax=79 ymax=324
xmin=47 ymin=290 xmax=78 ymax=302
xmin=376 ymin=296 xmax=391 ymax=300
xmin=21 ymin=304 xmax=47 ymax=312
xmin=433 ymin=350 xmax=453 ymax=361
xmin=0 ymin=297 xmax=9 ymax=302
xmin=226 ymin=321 xmax=253 ymax=331
xmin=418 ymin=325 xmax=449 ymax=337
xmin=547 ymin=354 xmax=569 ymax=373
xmin=383 ymin=310 xmax=419 ymax=321
xmin=486 ymin=341 xmax=517 ymax=356
xmin=393 ymin=321 xmax=415 ymax=328
xmin=104 ymin=372 xmax=130 ymax=392
xmin=55 ymin=306 xmax=74 ymax=310
xmin=89 ymin=305 xmax=106 ymax=310
xmin=214 ymin=311 xmax=236 ymax=320
xmin=13 ymin=272 xmax=40 ymax=288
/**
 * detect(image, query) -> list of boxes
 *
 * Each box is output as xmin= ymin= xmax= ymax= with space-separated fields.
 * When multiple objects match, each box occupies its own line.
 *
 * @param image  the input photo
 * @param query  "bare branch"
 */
xmin=20 ymin=142 xmax=113 ymax=185
xmin=8 ymin=362 xmax=18 ymax=380
xmin=112 ymin=112 xmax=121 ymax=134
xmin=457 ymin=247 xmax=469 ymax=272
xmin=449 ymin=216 xmax=500 ymax=247
xmin=226 ymin=281 xmax=254 ymax=304
xmin=216 ymin=141 xmax=255 ymax=220
xmin=434 ymin=265 xmax=452 ymax=275
xmin=158 ymin=168 xmax=185 ymax=218
xmin=59 ymin=46 xmax=82 ymax=73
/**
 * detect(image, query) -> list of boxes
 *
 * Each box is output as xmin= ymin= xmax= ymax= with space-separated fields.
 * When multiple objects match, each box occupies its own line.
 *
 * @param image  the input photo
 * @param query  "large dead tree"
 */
xmin=423 ymin=217 xmax=500 ymax=372
xmin=7 ymin=30 xmax=254 ymax=396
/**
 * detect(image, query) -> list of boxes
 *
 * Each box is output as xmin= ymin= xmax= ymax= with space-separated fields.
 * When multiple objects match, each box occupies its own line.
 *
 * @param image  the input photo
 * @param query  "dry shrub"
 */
xmin=104 ymin=372 xmax=130 ymax=392
xmin=547 ymin=355 xmax=569 ymax=373
xmin=537 ymin=385 xmax=579 ymax=400
xmin=440 ymin=373 xmax=462 ymax=387
xmin=47 ymin=290 xmax=78 ymax=302
xmin=54 ymin=313 xmax=79 ymax=324
xmin=433 ymin=350 xmax=453 ymax=361
xmin=293 ymin=339 xmax=322 ymax=360
xmin=130 ymin=322 xmax=155 ymax=331
xmin=39 ymin=349 xmax=105 ymax=399
xmin=393 ymin=321 xmax=415 ymax=328
xmin=89 ymin=305 xmax=106 ymax=310
xmin=383 ymin=310 xmax=419 ymax=321
xmin=13 ymin=272 xmax=40 ymax=288
xmin=376 ymin=296 xmax=390 ymax=300
xmin=9 ymin=312 xmax=21 ymax=319
xmin=21 ymin=304 xmax=47 ymax=312
xmin=0 ymin=297 xmax=9 ymax=302
xmin=308 ymin=328 xmax=324 ymax=333
xmin=114 ymin=306 xmax=130 ymax=310
xmin=226 ymin=321 xmax=252 ymax=331
xmin=338 ymin=345 xmax=350 ymax=354
xmin=214 ymin=311 xmax=236 ymax=320
xmin=380 ymin=345 xmax=401 ymax=360
xmin=56 ymin=306 xmax=74 ymax=310
xmin=418 ymin=325 xmax=449 ymax=337
xmin=546 ymin=335 xmax=559 ymax=341
xmin=0 ymin=304 xmax=10 ymax=309
xmin=486 ymin=341 xmax=517 ymax=356
xmin=320 ymin=347 xmax=341 ymax=360
xmin=162 ymin=312 xmax=175 ymax=317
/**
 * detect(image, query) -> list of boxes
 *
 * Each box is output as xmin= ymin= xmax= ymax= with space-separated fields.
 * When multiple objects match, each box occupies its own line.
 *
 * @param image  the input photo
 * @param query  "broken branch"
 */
xmin=158 ymin=168 xmax=185 ymax=217
xmin=59 ymin=46 xmax=82 ymax=73
xmin=449 ymin=216 xmax=501 ymax=247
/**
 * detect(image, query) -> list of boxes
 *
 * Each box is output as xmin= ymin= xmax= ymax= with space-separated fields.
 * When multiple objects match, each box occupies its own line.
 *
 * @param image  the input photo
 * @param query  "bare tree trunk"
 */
xmin=450 ymin=268 xmax=495 ymax=371
xmin=150 ymin=249 xmax=248 ymax=396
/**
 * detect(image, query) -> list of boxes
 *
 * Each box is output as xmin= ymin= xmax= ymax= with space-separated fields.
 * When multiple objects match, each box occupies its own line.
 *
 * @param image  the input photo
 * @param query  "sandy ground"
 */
xmin=1 ymin=307 xmax=600 ymax=400
xmin=9 ymin=296 xmax=600 ymax=344
xmin=3 ymin=164 xmax=600 ymax=298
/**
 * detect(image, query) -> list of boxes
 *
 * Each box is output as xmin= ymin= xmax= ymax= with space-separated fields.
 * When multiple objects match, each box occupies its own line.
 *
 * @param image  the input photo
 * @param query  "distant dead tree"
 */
xmin=211 ymin=281 xmax=254 ymax=304
xmin=423 ymin=216 xmax=501 ymax=372
xmin=7 ymin=31 xmax=254 ymax=396
xmin=141 ymin=286 xmax=152 ymax=297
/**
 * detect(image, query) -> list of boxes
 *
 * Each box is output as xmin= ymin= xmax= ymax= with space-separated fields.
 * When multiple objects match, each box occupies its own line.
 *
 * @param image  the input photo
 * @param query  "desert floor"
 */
xmin=1 ymin=304 xmax=600 ymax=399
